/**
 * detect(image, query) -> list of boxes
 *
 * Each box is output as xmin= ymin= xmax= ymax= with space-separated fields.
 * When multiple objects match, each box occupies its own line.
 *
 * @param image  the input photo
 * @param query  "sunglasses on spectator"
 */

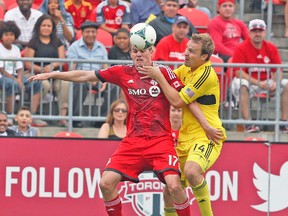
xmin=251 ymin=23 xmax=265 ymax=30
xmin=113 ymin=108 xmax=127 ymax=113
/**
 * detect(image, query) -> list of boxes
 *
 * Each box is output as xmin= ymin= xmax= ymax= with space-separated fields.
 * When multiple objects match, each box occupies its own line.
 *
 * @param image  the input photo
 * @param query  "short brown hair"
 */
xmin=191 ymin=33 xmax=215 ymax=60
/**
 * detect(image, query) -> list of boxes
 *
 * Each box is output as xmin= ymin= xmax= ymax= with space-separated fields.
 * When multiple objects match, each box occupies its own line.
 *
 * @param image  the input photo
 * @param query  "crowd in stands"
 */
xmin=0 ymin=0 xmax=287 ymax=136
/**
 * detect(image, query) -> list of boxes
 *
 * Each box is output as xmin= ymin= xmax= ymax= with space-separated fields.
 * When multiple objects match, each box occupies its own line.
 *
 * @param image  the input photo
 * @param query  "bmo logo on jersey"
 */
xmin=128 ymin=88 xmax=147 ymax=96
xmin=128 ymin=87 xmax=161 ymax=97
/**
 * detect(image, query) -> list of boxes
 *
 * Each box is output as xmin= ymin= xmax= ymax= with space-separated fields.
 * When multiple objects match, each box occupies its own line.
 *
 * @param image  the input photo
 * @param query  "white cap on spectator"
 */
xmin=174 ymin=16 xmax=189 ymax=25
xmin=249 ymin=19 xmax=266 ymax=31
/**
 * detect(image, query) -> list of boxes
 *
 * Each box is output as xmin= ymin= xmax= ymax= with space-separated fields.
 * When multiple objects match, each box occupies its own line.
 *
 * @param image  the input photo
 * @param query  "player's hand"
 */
xmin=28 ymin=73 xmax=52 ymax=82
xmin=204 ymin=126 xmax=223 ymax=145
xmin=137 ymin=66 xmax=162 ymax=80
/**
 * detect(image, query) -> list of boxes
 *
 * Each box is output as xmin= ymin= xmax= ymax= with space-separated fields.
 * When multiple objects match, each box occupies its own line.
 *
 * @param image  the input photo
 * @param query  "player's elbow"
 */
xmin=170 ymin=99 xmax=185 ymax=109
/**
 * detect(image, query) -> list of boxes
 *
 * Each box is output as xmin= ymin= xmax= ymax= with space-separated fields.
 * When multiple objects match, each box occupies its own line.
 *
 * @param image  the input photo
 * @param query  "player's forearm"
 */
xmin=51 ymin=70 xmax=96 ymax=82
xmin=189 ymin=101 xmax=210 ymax=130
xmin=156 ymin=74 xmax=184 ymax=108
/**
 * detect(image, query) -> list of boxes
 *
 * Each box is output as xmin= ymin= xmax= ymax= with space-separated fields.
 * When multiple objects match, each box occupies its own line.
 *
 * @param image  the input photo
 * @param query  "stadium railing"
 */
xmin=0 ymin=57 xmax=287 ymax=141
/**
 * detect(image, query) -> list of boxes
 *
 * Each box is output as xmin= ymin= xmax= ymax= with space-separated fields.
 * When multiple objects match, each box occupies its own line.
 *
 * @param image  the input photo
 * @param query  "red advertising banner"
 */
xmin=0 ymin=138 xmax=287 ymax=216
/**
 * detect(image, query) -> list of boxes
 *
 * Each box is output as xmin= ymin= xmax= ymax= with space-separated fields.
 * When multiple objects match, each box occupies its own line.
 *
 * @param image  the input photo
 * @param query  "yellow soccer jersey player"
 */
xmin=175 ymin=62 xmax=225 ymax=143
xmin=175 ymin=61 xmax=226 ymax=180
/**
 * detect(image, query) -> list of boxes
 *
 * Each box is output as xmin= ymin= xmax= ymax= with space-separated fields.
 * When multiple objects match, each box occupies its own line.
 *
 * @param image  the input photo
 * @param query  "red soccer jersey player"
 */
xmin=96 ymin=63 xmax=183 ymax=138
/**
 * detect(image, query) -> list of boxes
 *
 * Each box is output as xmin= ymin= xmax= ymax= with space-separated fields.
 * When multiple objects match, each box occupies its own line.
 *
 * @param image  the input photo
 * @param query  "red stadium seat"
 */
xmin=97 ymin=28 xmax=113 ymax=48
xmin=0 ymin=7 xmax=4 ymax=20
xmin=177 ymin=8 xmax=210 ymax=33
xmin=7 ymin=1 xmax=40 ymax=10
xmin=244 ymin=137 xmax=265 ymax=141
xmin=76 ymin=28 xmax=113 ymax=51
xmin=33 ymin=0 xmax=44 ymax=7
xmin=7 ymin=2 xmax=17 ymax=10
xmin=54 ymin=131 xmax=84 ymax=138
xmin=5 ymin=0 xmax=16 ymax=10
xmin=265 ymin=0 xmax=285 ymax=4
xmin=210 ymin=54 xmax=227 ymax=102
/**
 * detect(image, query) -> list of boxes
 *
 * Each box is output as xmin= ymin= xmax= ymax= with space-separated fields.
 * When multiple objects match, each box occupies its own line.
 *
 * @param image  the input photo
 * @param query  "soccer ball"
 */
xmin=129 ymin=23 xmax=157 ymax=50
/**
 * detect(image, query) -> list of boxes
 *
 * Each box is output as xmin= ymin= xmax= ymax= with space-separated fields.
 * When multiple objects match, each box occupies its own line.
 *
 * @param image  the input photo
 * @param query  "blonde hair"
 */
xmin=191 ymin=33 xmax=215 ymax=60
xmin=106 ymin=99 xmax=128 ymax=125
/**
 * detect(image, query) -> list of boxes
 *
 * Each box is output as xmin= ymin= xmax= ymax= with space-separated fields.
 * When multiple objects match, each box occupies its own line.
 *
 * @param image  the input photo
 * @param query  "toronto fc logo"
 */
xmin=149 ymin=84 xmax=161 ymax=97
xmin=118 ymin=172 xmax=165 ymax=215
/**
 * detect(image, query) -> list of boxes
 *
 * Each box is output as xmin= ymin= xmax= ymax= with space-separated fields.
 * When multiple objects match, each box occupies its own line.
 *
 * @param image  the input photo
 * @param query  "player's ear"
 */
xmin=148 ymin=46 xmax=155 ymax=54
xmin=201 ymin=53 xmax=208 ymax=61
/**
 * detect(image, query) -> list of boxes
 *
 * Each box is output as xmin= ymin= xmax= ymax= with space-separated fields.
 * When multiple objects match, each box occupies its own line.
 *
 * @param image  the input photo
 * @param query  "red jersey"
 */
xmin=232 ymin=39 xmax=282 ymax=81
xmin=95 ymin=64 xmax=184 ymax=138
xmin=65 ymin=0 xmax=92 ymax=29
xmin=96 ymin=0 xmax=131 ymax=29
xmin=208 ymin=15 xmax=249 ymax=56
xmin=153 ymin=34 xmax=189 ymax=63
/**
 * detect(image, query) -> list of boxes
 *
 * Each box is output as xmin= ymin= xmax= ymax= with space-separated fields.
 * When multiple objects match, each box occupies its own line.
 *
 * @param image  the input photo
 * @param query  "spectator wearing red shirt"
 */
xmin=207 ymin=0 xmax=248 ymax=62
xmin=153 ymin=15 xmax=190 ymax=69
xmin=96 ymin=0 xmax=131 ymax=35
xmin=231 ymin=19 xmax=288 ymax=133
xmin=65 ymin=0 xmax=92 ymax=29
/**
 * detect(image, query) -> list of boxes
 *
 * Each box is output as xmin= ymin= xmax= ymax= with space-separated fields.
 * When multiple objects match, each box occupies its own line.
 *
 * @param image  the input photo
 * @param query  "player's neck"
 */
xmin=171 ymin=121 xmax=181 ymax=131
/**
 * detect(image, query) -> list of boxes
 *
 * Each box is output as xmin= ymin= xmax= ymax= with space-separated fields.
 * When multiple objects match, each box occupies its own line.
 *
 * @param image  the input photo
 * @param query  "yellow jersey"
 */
xmin=174 ymin=61 xmax=225 ymax=142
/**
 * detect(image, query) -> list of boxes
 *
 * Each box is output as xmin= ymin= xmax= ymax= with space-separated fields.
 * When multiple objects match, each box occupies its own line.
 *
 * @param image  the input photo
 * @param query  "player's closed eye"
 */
xmin=113 ymin=108 xmax=127 ymax=113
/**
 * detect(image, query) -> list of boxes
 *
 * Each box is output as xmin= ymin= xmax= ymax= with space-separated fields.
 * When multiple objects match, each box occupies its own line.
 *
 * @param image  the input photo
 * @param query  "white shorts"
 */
xmin=231 ymin=78 xmax=288 ymax=102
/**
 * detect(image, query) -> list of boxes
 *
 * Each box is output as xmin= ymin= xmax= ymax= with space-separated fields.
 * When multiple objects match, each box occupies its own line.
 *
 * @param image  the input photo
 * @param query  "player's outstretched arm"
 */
xmin=189 ymin=102 xmax=223 ymax=144
xmin=28 ymin=70 xmax=99 ymax=83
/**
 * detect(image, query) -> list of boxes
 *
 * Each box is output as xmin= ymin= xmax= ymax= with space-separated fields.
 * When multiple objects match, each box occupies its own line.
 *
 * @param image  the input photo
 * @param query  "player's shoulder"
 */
xmin=175 ymin=64 xmax=189 ymax=74
xmin=106 ymin=64 xmax=132 ymax=71
xmin=154 ymin=63 xmax=173 ymax=72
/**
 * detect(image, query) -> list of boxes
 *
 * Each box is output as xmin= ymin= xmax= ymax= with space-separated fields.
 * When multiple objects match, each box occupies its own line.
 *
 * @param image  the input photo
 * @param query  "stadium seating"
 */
xmin=76 ymin=28 xmax=113 ymax=51
xmin=53 ymin=131 xmax=84 ymax=138
xmin=5 ymin=0 xmax=16 ymax=10
xmin=253 ymin=93 xmax=272 ymax=121
xmin=244 ymin=137 xmax=265 ymax=141
xmin=33 ymin=0 xmax=44 ymax=7
xmin=7 ymin=0 xmax=41 ymax=10
xmin=265 ymin=0 xmax=285 ymax=4
xmin=0 ymin=6 xmax=4 ymax=20
xmin=177 ymin=8 xmax=210 ymax=33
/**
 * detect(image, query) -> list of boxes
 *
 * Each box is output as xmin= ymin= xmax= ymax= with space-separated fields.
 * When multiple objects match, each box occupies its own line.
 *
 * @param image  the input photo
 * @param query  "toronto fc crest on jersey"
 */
xmin=149 ymin=80 xmax=161 ymax=97
xmin=118 ymin=173 xmax=165 ymax=215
